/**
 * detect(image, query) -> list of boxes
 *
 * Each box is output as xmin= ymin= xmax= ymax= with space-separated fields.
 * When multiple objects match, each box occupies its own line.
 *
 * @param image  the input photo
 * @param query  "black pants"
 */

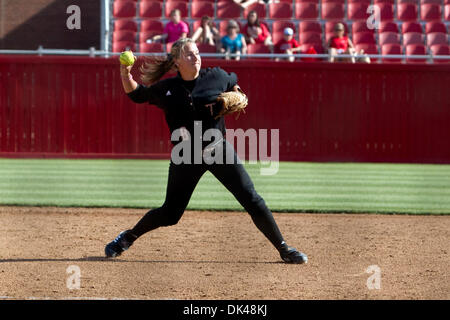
xmin=130 ymin=141 xmax=286 ymax=250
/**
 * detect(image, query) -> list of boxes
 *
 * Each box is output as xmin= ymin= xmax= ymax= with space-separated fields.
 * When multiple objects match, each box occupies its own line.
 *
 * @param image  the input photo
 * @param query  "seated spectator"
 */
xmin=327 ymin=23 xmax=356 ymax=63
xmin=242 ymin=10 xmax=272 ymax=49
xmin=191 ymin=16 xmax=220 ymax=50
xmin=148 ymin=9 xmax=189 ymax=44
xmin=220 ymin=20 xmax=247 ymax=61
xmin=274 ymin=27 xmax=301 ymax=62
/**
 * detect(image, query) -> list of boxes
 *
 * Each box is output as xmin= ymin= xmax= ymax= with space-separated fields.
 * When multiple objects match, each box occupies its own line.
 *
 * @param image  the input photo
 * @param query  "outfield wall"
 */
xmin=0 ymin=55 xmax=449 ymax=163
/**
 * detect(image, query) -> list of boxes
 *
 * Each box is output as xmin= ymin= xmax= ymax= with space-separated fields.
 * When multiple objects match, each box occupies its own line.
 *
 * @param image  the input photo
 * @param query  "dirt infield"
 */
xmin=0 ymin=206 xmax=448 ymax=300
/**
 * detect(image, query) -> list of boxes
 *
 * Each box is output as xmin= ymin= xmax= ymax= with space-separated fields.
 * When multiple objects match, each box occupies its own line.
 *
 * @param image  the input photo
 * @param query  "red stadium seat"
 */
xmin=321 ymin=0 xmax=345 ymax=3
xmin=402 ymin=32 xmax=424 ymax=46
xmin=401 ymin=22 xmax=423 ymax=34
xmin=299 ymin=21 xmax=322 ymax=34
xmin=379 ymin=21 xmax=399 ymax=34
xmin=347 ymin=3 xmax=371 ymax=21
xmin=352 ymin=21 xmax=376 ymax=34
xmin=243 ymin=3 xmax=267 ymax=19
xmin=426 ymin=33 xmax=448 ymax=46
xmin=321 ymin=3 xmax=345 ymax=20
xmin=139 ymin=31 xmax=161 ymax=43
xmin=420 ymin=0 xmax=442 ymax=4
xmin=296 ymin=0 xmax=319 ymax=3
xmin=348 ymin=0 xmax=371 ymax=3
xmin=197 ymin=43 xmax=218 ymax=53
xmin=300 ymin=43 xmax=325 ymax=54
xmin=352 ymin=32 xmax=376 ymax=45
xmin=355 ymin=43 xmax=378 ymax=54
xmin=140 ymin=0 xmax=164 ymax=2
xmin=377 ymin=3 xmax=395 ymax=21
xmin=429 ymin=44 xmax=450 ymax=63
xmin=446 ymin=4 xmax=450 ymax=21
xmin=112 ymin=41 xmax=136 ymax=52
xmin=397 ymin=3 xmax=418 ymax=21
xmin=425 ymin=21 xmax=447 ymax=34
xmin=269 ymin=3 xmax=293 ymax=19
xmin=379 ymin=32 xmax=400 ymax=45
xmin=165 ymin=1 xmax=189 ymax=18
xmin=113 ymin=1 xmax=136 ymax=18
xmin=191 ymin=2 xmax=214 ymax=19
xmin=113 ymin=30 xmax=137 ymax=43
xmin=139 ymin=1 xmax=163 ymax=18
xmin=139 ymin=42 xmax=164 ymax=53
xmin=247 ymin=43 xmax=271 ymax=54
xmin=114 ymin=19 xmax=138 ymax=32
xmin=420 ymin=4 xmax=442 ymax=21
xmin=140 ymin=20 xmax=164 ymax=33
xmin=374 ymin=0 xmax=394 ymax=4
xmin=381 ymin=43 xmax=403 ymax=62
xmin=216 ymin=1 xmax=242 ymax=19
xmin=295 ymin=2 xmax=319 ymax=19
xmin=299 ymin=32 xmax=322 ymax=45
xmin=405 ymin=44 xmax=427 ymax=63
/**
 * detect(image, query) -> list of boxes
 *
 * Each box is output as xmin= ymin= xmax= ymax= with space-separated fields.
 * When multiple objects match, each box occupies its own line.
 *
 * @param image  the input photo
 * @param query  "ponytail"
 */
xmin=140 ymin=38 xmax=195 ymax=85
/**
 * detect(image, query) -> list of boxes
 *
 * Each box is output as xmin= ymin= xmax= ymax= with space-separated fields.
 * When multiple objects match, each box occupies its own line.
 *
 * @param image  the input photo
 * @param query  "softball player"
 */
xmin=105 ymin=38 xmax=307 ymax=264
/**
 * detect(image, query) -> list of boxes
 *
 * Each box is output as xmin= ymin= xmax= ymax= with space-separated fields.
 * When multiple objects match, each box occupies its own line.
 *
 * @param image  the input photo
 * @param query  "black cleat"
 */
xmin=105 ymin=230 xmax=136 ymax=258
xmin=279 ymin=246 xmax=308 ymax=264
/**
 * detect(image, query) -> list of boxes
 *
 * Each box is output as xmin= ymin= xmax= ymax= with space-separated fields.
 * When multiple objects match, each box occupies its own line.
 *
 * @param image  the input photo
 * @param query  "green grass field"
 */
xmin=0 ymin=158 xmax=449 ymax=214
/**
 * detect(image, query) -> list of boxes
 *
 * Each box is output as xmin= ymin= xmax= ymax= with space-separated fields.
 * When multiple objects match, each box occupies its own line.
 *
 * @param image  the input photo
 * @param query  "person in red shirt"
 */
xmin=274 ymin=28 xmax=301 ymax=62
xmin=327 ymin=23 xmax=356 ymax=63
xmin=242 ymin=10 xmax=273 ymax=49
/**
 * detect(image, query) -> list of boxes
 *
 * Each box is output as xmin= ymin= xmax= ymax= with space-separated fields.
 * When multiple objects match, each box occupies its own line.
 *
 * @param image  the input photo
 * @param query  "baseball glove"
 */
xmin=214 ymin=87 xmax=248 ymax=120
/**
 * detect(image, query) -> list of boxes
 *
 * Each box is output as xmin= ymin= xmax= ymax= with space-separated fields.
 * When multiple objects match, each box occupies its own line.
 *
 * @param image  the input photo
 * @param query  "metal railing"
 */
xmin=0 ymin=47 xmax=449 ymax=63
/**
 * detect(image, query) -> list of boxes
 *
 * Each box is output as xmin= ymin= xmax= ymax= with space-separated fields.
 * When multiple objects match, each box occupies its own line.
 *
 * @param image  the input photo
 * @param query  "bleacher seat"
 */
xmin=269 ymin=3 xmax=293 ymax=19
xmin=113 ymin=30 xmax=137 ymax=43
xmin=165 ymin=1 xmax=189 ymax=18
xmin=216 ymin=1 xmax=242 ymax=19
xmin=401 ymin=21 xmax=423 ymax=34
xmin=397 ymin=3 xmax=418 ymax=21
xmin=114 ymin=19 xmax=138 ymax=32
xmin=113 ymin=1 xmax=136 ymax=18
xmin=429 ymin=44 xmax=450 ymax=63
xmin=321 ymin=3 xmax=345 ymax=20
xmin=243 ymin=3 xmax=267 ymax=19
xmin=299 ymin=32 xmax=322 ymax=45
xmin=139 ymin=42 xmax=164 ymax=53
xmin=381 ymin=43 xmax=403 ymax=62
xmin=299 ymin=21 xmax=322 ymax=34
xmin=378 ymin=3 xmax=395 ymax=21
xmin=139 ymin=31 xmax=160 ymax=43
xmin=355 ymin=43 xmax=378 ymax=55
xmin=348 ymin=0 xmax=371 ymax=3
xmin=420 ymin=0 xmax=441 ymax=4
xmin=402 ymin=32 xmax=424 ymax=46
xmin=374 ymin=0 xmax=395 ymax=4
xmin=427 ymin=32 xmax=448 ymax=46
xmin=425 ymin=21 xmax=447 ymax=34
xmin=379 ymin=21 xmax=399 ymax=34
xmin=140 ymin=20 xmax=164 ymax=33
xmin=247 ymin=43 xmax=271 ymax=54
xmin=112 ymin=41 xmax=136 ymax=52
xmin=295 ymin=2 xmax=319 ymax=19
xmin=406 ymin=44 xmax=427 ymax=63
xmin=446 ymin=4 xmax=450 ymax=21
xmin=420 ymin=4 xmax=442 ymax=21
xmin=379 ymin=32 xmax=401 ymax=45
xmin=191 ymin=1 xmax=215 ymax=18
xmin=300 ymin=43 xmax=325 ymax=54
xmin=139 ymin=1 xmax=163 ymax=18
xmin=197 ymin=43 xmax=217 ymax=53
xmin=352 ymin=21 xmax=376 ymax=34
xmin=352 ymin=32 xmax=376 ymax=45
xmin=347 ymin=3 xmax=371 ymax=21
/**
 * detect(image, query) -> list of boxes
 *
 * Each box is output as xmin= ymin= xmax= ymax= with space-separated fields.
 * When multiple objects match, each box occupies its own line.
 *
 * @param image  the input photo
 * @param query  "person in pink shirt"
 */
xmin=149 ymin=9 xmax=189 ymax=44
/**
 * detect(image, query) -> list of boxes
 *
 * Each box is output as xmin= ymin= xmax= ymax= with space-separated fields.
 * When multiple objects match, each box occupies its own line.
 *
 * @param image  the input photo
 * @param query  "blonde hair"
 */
xmin=140 ymin=38 xmax=195 ymax=85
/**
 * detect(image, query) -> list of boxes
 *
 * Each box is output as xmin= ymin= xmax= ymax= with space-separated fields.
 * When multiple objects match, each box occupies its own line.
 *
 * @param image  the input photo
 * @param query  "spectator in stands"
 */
xmin=242 ymin=10 xmax=273 ymax=49
xmin=220 ymin=20 xmax=247 ymax=61
xmin=327 ymin=23 xmax=356 ymax=63
xmin=191 ymin=16 xmax=220 ymax=50
xmin=149 ymin=9 xmax=189 ymax=44
xmin=274 ymin=27 xmax=301 ymax=62
xmin=233 ymin=0 xmax=271 ymax=8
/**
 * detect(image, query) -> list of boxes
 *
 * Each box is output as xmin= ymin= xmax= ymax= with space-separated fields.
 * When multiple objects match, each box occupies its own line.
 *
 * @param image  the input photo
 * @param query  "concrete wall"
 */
xmin=0 ymin=0 xmax=100 ymax=50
